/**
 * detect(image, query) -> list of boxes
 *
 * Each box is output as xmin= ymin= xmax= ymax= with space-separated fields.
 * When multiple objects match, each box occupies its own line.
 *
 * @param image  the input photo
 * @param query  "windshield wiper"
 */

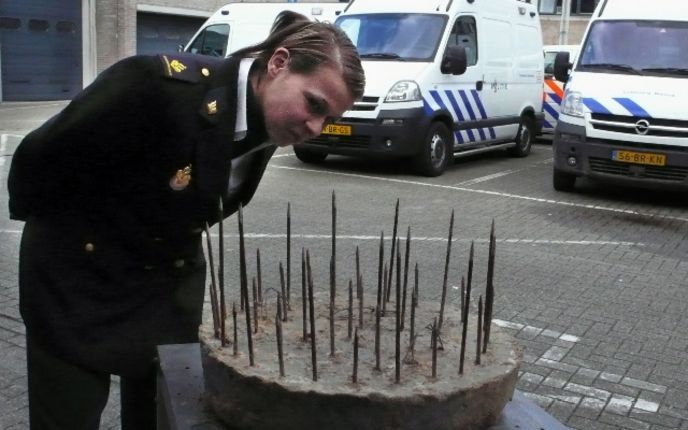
xmin=642 ymin=67 xmax=688 ymax=75
xmin=579 ymin=63 xmax=640 ymax=74
xmin=360 ymin=52 xmax=404 ymax=60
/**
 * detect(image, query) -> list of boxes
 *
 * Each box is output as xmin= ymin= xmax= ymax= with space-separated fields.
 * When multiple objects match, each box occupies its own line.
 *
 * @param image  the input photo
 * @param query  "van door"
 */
xmin=430 ymin=15 xmax=498 ymax=148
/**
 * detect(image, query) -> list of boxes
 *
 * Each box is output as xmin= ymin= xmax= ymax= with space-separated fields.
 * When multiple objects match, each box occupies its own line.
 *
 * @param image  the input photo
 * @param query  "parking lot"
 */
xmin=2 ymin=101 xmax=688 ymax=429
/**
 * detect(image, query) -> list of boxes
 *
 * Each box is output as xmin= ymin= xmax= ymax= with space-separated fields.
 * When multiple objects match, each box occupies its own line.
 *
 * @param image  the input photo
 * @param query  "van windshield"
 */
xmin=336 ymin=14 xmax=447 ymax=62
xmin=577 ymin=20 xmax=688 ymax=77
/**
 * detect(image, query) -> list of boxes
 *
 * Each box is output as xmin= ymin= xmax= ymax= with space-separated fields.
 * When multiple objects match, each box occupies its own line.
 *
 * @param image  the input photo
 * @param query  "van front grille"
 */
xmin=307 ymin=135 xmax=371 ymax=148
xmin=590 ymin=114 xmax=688 ymax=138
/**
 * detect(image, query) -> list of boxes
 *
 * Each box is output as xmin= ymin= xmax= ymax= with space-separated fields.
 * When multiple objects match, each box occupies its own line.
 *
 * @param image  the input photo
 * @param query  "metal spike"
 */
xmin=438 ymin=209 xmax=454 ymax=332
xmin=256 ymin=249 xmax=263 ymax=305
xmin=352 ymin=327 xmax=359 ymax=384
xmin=358 ymin=274 xmax=364 ymax=329
xmin=432 ymin=317 xmax=438 ymax=379
xmin=252 ymin=277 xmax=258 ymax=334
xmin=287 ymin=202 xmax=291 ymax=307
xmin=276 ymin=294 xmax=285 ymax=377
xmin=348 ymin=279 xmax=353 ymax=340
xmin=279 ymin=261 xmax=287 ymax=321
xmin=331 ymin=190 xmax=336 ymax=300
xmin=460 ymin=242 xmax=474 ymax=375
xmin=476 ymin=295 xmax=483 ymax=366
xmin=395 ymin=245 xmax=402 ymax=384
xmin=218 ymin=198 xmax=227 ymax=346
xmin=387 ymin=198 xmax=399 ymax=302
xmin=308 ymin=250 xmax=318 ymax=381
xmin=301 ymin=247 xmax=308 ymax=342
xmin=483 ymin=220 xmax=496 ymax=352
xmin=374 ymin=305 xmax=381 ymax=371
xmin=401 ymin=226 xmax=411 ymax=331
xmin=232 ymin=302 xmax=238 ymax=356
xmin=204 ymin=224 xmax=220 ymax=339
xmin=377 ymin=231 xmax=384 ymax=312
xmin=238 ymin=205 xmax=254 ymax=366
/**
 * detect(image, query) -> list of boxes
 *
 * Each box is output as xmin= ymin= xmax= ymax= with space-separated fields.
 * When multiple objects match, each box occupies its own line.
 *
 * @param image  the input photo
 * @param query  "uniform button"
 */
xmin=201 ymin=67 xmax=210 ymax=77
xmin=85 ymin=243 xmax=95 ymax=252
xmin=174 ymin=259 xmax=185 ymax=268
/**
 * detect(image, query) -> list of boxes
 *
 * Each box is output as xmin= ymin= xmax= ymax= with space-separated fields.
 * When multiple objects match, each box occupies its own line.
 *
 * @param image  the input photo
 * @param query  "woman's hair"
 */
xmin=232 ymin=11 xmax=365 ymax=101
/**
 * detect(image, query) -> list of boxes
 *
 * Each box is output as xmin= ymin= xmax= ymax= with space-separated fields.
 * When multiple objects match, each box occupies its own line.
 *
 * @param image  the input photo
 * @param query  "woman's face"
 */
xmin=256 ymin=48 xmax=355 ymax=147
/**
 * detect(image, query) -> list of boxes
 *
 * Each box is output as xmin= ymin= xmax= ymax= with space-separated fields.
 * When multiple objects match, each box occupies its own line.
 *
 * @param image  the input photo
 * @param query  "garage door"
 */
xmin=0 ymin=0 xmax=82 ymax=101
xmin=137 ymin=13 xmax=206 ymax=56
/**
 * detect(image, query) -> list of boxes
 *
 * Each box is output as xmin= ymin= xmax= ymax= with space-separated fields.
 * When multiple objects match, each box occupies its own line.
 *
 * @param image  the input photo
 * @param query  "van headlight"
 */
xmin=385 ymin=81 xmax=421 ymax=103
xmin=560 ymin=91 xmax=585 ymax=117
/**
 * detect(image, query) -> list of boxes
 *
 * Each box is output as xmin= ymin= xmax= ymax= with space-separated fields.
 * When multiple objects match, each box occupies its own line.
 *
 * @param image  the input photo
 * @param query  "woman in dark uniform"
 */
xmin=7 ymin=11 xmax=364 ymax=430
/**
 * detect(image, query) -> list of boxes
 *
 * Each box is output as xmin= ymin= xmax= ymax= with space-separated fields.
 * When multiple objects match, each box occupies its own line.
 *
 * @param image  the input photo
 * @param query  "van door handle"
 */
xmin=476 ymin=81 xmax=484 ymax=91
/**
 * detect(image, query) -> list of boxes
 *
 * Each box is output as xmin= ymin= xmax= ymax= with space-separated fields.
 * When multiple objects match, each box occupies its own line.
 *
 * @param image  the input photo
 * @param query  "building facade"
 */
xmin=0 ymin=0 xmax=596 ymax=101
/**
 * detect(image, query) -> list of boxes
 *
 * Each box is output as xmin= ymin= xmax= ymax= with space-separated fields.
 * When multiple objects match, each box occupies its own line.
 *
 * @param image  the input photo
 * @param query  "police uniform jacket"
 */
xmin=8 ymin=53 xmax=276 ymax=378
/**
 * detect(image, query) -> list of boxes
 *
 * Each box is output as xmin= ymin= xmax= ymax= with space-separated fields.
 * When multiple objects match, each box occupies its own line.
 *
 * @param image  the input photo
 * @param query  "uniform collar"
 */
xmin=234 ymin=58 xmax=256 ymax=141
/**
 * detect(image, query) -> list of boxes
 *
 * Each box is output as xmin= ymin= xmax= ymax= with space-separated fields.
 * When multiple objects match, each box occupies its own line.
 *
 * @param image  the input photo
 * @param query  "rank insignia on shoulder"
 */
xmin=170 ymin=164 xmax=192 ymax=191
xmin=170 ymin=59 xmax=187 ymax=73
xmin=207 ymin=100 xmax=218 ymax=115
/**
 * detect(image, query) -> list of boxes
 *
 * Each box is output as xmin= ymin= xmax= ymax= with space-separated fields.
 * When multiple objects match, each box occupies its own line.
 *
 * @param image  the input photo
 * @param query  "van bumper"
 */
xmin=296 ymin=107 xmax=429 ymax=158
xmin=553 ymin=121 xmax=688 ymax=188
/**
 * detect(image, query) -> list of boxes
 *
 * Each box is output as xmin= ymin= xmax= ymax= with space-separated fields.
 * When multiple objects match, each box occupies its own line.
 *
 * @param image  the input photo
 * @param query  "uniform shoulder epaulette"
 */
xmin=159 ymin=53 xmax=216 ymax=83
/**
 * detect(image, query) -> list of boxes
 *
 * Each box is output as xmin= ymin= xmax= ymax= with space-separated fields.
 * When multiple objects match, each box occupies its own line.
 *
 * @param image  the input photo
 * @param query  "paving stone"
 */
xmin=629 ymin=410 xmax=682 ymax=429
xmin=547 ymin=399 xmax=578 ymax=423
xmin=565 ymin=382 xmax=612 ymax=402
xmin=599 ymin=411 xmax=651 ymax=430
xmin=567 ymin=415 xmax=622 ymax=430
xmin=622 ymin=377 xmax=668 ymax=394
xmin=605 ymin=394 xmax=635 ymax=416
xmin=574 ymin=397 xmax=606 ymax=420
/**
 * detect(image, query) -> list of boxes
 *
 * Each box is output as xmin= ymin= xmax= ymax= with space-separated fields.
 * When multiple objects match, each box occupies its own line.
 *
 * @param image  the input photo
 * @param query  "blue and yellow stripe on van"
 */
xmin=423 ymin=89 xmax=496 ymax=144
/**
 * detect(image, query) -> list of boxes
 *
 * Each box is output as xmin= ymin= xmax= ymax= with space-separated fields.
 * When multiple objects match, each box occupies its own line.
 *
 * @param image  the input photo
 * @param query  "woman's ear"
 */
xmin=267 ymin=47 xmax=290 ymax=78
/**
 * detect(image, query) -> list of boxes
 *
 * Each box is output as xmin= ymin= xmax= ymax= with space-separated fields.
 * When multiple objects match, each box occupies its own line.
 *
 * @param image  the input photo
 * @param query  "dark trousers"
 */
xmin=27 ymin=335 xmax=157 ymax=430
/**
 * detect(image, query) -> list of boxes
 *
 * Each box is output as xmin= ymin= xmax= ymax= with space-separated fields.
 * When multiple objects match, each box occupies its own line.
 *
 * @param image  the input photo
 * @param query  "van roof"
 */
xmin=344 ymin=0 xmax=537 ymax=15
xmin=596 ymin=0 xmax=687 ymax=21
xmin=206 ymin=2 xmax=344 ymax=24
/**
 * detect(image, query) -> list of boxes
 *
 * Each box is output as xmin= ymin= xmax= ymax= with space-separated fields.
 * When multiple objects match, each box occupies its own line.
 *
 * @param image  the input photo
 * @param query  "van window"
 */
xmin=337 ymin=14 xmax=447 ymax=62
xmin=187 ymin=24 xmax=230 ymax=57
xmin=544 ymin=51 xmax=557 ymax=75
xmin=578 ymin=20 xmax=688 ymax=75
xmin=447 ymin=16 xmax=478 ymax=66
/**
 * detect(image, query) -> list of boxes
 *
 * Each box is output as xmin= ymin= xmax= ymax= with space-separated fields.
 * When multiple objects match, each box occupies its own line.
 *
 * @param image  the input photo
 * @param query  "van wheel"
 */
xmin=294 ymin=147 xmax=328 ymax=164
xmin=553 ymin=168 xmax=576 ymax=191
xmin=415 ymin=122 xmax=452 ymax=177
xmin=508 ymin=116 xmax=534 ymax=157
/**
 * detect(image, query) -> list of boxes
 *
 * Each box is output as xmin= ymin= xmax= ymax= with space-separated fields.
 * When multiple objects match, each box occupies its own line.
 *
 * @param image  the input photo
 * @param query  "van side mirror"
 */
xmin=441 ymin=46 xmax=467 ymax=75
xmin=553 ymin=51 xmax=571 ymax=82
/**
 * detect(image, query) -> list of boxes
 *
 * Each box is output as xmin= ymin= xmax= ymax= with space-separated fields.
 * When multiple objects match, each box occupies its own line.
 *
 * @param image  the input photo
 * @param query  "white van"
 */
xmin=542 ymin=44 xmax=579 ymax=135
xmin=552 ymin=0 xmax=688 ymax=191
xmin=184 ymin=3 xmax=344 ymax=58
xmin=294 ymin=0 xmax=544 ymax=176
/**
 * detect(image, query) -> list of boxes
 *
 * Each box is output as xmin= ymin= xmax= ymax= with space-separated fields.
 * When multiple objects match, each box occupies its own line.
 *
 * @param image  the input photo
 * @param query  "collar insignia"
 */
xmin=170 ymin=59 xmax=186 ymax=73
xmin=207 ymin=100 xmax=218 ymax=115
xmin=170 ymin=164 xmax=192 ymax=191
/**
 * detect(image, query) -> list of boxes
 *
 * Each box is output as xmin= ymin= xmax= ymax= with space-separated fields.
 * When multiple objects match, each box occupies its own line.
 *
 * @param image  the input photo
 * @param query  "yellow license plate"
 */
xmin=612 ymin=150 xmax=666 ymax=166
xmin=322 ymin=124 xmax=351 ymax=136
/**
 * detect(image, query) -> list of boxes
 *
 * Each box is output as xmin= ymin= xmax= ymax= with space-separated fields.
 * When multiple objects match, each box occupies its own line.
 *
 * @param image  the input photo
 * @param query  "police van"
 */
xmin=294 ymin=0 xmax=544 ymax=176
xmin=542 ymin=44 xmax=579 ymax=136
xmin=184 ymin=3 xmax=344 ymax=58
xmin=552 ymin=0 xmax=688 ymax=191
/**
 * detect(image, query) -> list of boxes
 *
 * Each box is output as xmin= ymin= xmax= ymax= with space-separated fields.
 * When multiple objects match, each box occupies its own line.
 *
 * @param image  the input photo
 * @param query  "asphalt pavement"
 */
xmin=3 ymin=101 xmax=688 ymax=430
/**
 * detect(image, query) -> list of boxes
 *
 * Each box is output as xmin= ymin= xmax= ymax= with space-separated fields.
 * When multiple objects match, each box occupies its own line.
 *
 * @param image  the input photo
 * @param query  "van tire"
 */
xmin=415 ymin=122 xmax=452 ymax=177
xmin=553 ymin=168 xmax=576 ymax=191
xmin=294 ymin=147 xmax=328 ymax=164
xmin=508 ymin=116 xmax=534 ymax=157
